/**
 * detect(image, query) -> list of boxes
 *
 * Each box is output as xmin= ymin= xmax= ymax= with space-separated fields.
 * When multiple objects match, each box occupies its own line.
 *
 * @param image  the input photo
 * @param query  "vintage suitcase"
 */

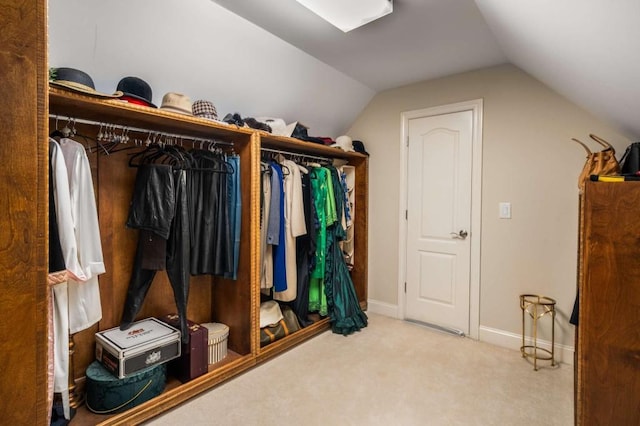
xmin=95 ymin=317 xmax=181 ymax=379
xmin=260 ymin=305 xmax=301 ymax=347
xmin=158 ymin=314 xmax=208 ymax=382
xmin=85 ymin=360 xmax=166 ymax=414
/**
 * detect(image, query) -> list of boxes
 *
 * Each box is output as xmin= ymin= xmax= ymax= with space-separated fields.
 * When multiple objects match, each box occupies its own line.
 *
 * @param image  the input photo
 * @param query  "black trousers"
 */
xmin=190 ymin=155 xmax=232 ymax=276
xmin=121 ymin=167 xmax=191 ymax=343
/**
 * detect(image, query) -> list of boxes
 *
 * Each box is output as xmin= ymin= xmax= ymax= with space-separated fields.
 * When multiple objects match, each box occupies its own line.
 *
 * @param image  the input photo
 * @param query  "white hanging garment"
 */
xmin=274 ymin=159 xmax=307 ymax=302
xmin=49 ymin=139 xmax=72 ymax=419
xmin=260 ymin=163 xmax=273 ymax=290
xmin=58 ymin=137 xmax=105 ymax=333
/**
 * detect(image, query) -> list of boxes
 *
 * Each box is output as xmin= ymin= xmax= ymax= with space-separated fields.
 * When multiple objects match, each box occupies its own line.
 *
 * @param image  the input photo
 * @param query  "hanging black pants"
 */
xmin=190 ymin=154 xmax=232 ymax=276
xmin=120 ymin=166 xmax=191 ymax=343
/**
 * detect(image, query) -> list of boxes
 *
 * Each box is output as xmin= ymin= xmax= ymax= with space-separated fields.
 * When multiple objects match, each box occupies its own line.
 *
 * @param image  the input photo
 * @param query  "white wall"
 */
xmin=348 ymin=64 xmax=631 ymax=352
xmin=48 ymin=0 xmax=374 ymax=137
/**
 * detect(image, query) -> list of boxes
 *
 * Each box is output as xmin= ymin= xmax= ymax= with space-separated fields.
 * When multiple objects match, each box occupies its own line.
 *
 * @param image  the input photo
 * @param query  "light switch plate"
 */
xmin=499 ymin=202 xmax=511 ymax=219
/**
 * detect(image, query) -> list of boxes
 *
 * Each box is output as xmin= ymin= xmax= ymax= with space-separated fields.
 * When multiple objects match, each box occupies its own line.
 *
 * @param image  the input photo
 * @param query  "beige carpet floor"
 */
xmin=147 ymin=313 xmax=573 ymax=425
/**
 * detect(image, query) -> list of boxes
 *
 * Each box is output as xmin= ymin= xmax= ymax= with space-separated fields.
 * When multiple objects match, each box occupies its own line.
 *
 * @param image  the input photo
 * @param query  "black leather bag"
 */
xmin=620 ymin=142 xmax=640 ymax=175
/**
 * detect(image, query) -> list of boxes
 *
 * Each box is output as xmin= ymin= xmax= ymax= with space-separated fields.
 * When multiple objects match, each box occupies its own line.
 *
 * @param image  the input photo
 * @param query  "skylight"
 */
xmin=295 ymin=0 xmax=393 ymax=32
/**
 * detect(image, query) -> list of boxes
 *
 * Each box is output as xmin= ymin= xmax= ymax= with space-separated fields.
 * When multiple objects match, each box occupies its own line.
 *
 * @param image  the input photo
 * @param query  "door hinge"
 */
xmin=404 ymin=282 xmax=407 ymax=293
xmin=406 ymin=136 xmax=409 ymax=147
xmin=405 ymin=209 xmax=408 ymax=220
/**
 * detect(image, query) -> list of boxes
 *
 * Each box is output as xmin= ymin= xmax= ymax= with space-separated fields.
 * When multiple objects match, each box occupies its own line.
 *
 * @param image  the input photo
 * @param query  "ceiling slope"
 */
xmin=211 ymin=0 xmax=507 ymax=91
xmin=214 ymin=0 xmax=639 ymax=138
xmin=475 ymin=0 xmax=640 ymax=138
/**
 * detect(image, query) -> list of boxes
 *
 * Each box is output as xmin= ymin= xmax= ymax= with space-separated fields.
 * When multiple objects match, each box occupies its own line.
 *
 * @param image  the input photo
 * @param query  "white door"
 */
xmin=405 ymin=110 xmax=473 ymax=335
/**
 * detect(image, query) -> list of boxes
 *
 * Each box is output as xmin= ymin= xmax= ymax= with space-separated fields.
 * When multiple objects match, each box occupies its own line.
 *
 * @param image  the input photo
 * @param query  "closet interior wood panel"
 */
xmin=0 ymin=0 xmax=49 ymax=424
xmin=352 ymin=156 xmax=369 ymax=307
xmin=577 ymin=181 xmax=640 ymax=425
xmin=47 ymin=88 xmax=369 ymax=424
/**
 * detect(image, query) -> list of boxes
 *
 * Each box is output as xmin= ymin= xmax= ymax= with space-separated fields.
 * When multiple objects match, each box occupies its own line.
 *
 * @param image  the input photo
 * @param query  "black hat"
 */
xmin=116 ymin=76 xmax=156 ymax=108
xmin=50 ymin=67 xmax=123 ymax=98
xmin=352 ymin=140 xmax=369 ymax=156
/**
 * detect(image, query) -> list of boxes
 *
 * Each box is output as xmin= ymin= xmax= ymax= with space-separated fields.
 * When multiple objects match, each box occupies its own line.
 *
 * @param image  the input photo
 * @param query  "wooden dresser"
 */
xmin=576 ymin=181 xmax=640 ymax=425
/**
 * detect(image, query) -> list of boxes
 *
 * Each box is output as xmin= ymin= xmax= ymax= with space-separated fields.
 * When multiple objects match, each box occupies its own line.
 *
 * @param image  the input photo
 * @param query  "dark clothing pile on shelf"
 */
xmin=223 ymin=112 xmax=272 ymax=132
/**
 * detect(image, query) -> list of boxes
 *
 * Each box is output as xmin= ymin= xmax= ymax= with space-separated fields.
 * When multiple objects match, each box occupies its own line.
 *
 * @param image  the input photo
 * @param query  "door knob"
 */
xmin=450 ymin=230 xmax=468 ymax=240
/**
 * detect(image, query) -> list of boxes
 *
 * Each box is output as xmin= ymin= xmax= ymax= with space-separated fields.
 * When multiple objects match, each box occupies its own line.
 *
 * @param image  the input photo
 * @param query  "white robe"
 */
xmin=59 ymin=137 xmax=105 ymax=333
xmin=50 ymin=138 xmax=105 ymax=419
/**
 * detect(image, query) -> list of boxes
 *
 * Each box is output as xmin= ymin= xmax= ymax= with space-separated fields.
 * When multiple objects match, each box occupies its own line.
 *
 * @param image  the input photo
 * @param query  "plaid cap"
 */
xmin=192 ymin=99 xmax=218 ymax=120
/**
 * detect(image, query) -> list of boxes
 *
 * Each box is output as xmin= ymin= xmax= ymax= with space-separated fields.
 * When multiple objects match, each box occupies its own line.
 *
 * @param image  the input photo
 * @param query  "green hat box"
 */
xmin=85 ymin=360 xmax=167 ymax=414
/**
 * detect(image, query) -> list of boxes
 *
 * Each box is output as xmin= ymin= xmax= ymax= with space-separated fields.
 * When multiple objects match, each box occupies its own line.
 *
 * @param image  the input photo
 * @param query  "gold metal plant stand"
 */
xmin=520 ymin=294 xmax=556 ymax=371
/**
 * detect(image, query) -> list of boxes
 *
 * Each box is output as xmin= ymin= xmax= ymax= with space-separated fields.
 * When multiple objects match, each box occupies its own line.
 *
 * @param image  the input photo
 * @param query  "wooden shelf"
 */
xmin=69 ymin=317 xmax=334 ymax=426
xmin=260 ymin=132 xmax=368 ymax=162
xmin=49 ymin=86 xmax=254 ymax=142
xmin=70 ymin=351 xmax=254 ymax=426
xmin=257 ymin=317 xmax=332 ymax=364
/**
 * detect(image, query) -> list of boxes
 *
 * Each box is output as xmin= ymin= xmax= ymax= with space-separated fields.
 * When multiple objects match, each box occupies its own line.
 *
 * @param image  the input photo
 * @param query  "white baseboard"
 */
xmin=367 ymin=299 xmax=400 ymax=318
xmin=479 ymin=325 xmax=574 ymax=365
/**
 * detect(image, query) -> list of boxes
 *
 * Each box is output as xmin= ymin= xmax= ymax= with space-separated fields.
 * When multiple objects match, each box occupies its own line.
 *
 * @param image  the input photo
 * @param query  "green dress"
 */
xmin=308 ymin=167 xmax=331 ymax=315
xmin=324 ymin=166 xmax=368 ymax=335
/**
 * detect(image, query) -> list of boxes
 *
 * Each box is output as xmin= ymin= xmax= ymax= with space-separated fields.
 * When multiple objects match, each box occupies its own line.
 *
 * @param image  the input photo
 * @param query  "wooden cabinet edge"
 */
xmin=99 ymin=314 xmax=332 ymax=426
xmin=96 ymin=355 xmax=256 ymax=426
xmin=256 ymin=318 xmax=332 ymax=364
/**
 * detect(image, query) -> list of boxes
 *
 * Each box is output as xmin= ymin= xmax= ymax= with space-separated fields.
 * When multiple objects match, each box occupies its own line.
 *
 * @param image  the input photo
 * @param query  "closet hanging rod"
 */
xmin=260 ymin=147 xmax=332 ymax=163
xmin=48 ymin=114 xmax=234 ymax=147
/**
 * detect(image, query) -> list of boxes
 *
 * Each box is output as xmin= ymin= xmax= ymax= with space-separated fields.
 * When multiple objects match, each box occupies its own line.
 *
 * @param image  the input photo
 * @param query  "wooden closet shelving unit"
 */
xmin=46 ymin=88 xmax=368 ymax=425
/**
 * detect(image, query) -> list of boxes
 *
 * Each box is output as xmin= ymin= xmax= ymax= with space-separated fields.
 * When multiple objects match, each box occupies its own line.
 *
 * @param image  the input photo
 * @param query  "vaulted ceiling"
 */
xmin=212 ymin=0 xmax=640 ymax=137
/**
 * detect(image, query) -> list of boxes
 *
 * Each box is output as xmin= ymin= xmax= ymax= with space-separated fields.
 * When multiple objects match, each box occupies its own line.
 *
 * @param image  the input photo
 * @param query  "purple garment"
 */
xmin=271 ymin=162 xmax=287 ymax=292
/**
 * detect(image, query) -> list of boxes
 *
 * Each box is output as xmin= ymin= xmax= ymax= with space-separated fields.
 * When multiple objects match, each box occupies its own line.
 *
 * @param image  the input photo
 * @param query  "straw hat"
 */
xmin=50 ymin=67 xmax=123 ymax=98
